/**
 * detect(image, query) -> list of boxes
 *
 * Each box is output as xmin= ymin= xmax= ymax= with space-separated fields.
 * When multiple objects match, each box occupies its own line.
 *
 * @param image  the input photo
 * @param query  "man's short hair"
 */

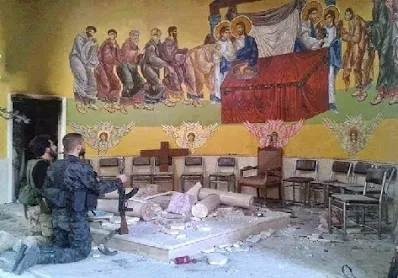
xmin=86 ymin=26 xmax=97 ymax=33
xmin=308 ymin=7 xmax=318 ymax=16
xmin=29 ymin=135 xmax=51 ymax=158
xmin=108 ymin=29 xmax=117 ymax=35
xmin=151 ymin=28 xmax=161 ymax=37
xmin=62 ymin=133 xmax=83 ymax=153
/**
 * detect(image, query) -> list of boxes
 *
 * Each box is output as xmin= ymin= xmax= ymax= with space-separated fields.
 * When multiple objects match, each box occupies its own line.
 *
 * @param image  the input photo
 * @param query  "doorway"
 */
xmin=10 ymin=94 xmax=64 ymax=201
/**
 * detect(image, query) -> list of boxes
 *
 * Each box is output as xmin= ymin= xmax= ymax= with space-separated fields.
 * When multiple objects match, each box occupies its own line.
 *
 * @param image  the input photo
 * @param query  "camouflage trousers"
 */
xmin=33 ymin=210 xmax=92 ymax=265
xmin=26 ymin=206 xmax=53 ymax=237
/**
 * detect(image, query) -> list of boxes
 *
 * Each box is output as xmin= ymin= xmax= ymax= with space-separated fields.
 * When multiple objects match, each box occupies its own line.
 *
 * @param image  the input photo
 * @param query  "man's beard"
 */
xmin=133 ymin=38 xmax=139 ymax=45
xmin=172 ymin=33 xmax=178 ymax=45
xmin=79 ymin=149 xmax=86 ymax=157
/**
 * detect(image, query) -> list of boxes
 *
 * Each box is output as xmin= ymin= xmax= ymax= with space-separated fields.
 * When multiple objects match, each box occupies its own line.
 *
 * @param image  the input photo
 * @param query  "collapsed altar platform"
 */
xmin=90 ymin=185 xmax=290 ymax=262
xmin=221 ymin=48 xmax=329 ymax=123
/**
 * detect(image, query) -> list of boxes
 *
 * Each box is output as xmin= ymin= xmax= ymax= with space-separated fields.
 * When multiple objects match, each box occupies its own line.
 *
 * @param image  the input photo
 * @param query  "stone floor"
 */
xmin=0 ymin=203 xmax=394 ymax=278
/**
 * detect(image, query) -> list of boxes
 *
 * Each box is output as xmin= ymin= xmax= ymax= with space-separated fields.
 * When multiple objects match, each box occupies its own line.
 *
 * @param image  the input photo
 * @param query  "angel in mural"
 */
xmin=162 ymin=122 xmax=219 ymax=153
xmin=68 ymin=121 xmax=135 ymax=155
xmin=244 ymin=119 xmax=304 ymax=148
xmin=323 ymin=114 xmax=382 ymax=157
xmin=69 ymin=26 xmax=100 ymax=114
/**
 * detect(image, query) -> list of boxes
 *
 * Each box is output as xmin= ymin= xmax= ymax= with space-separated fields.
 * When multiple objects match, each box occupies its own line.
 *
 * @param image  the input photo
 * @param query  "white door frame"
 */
xmin=7 ymin=93 xmax=67 ymax=202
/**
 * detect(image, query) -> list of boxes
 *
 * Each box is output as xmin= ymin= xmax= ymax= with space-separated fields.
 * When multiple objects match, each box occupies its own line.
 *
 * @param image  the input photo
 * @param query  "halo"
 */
xmin=301 ymin=1 xmax=324 ymax=23
xmin=231 ymin=15 xmax=253 ymax=38
xmin=321 ymin=5 xmax=340 ymax=26
xmin=98 ymin=130 xmax=110 ymax=139
xmin=213 ymin=20 xmax=231 ymax=41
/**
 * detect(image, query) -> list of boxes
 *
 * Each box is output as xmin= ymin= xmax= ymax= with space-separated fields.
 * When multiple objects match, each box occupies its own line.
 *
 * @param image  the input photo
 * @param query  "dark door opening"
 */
xmin=12 ymin=94 xmax=62 ymax=201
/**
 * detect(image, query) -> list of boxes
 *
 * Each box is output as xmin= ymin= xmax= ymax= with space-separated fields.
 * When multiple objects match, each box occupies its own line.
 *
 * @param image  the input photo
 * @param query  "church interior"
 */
xmin=0 ymin=0 xmax=398 ymax=277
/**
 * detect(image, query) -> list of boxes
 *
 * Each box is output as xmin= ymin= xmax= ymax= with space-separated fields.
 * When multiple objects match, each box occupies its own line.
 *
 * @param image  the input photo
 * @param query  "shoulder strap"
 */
xmin=26 ymin=159 xmax=45 ymax=189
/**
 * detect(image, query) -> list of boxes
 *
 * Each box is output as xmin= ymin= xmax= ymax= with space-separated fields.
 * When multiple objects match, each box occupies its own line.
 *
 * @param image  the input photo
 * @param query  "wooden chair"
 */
xmin=98 ymin=157 xmax=124 ymax=179
xmin=329 ymin=168 xmax=388 ymax=239
xmin=180 ymin=157 xmax=205 ymax=192
xmin=283 ymin=159 xmax=318 ymax=206
xmin=131 ymin=156 xmax=153 ymax=187
xmin=238 ymin=147 xmax=283 ymax=202
xmin=152 ymin=156 xmax=174 ymax=191
xmin=209 ymin=157 xmax=237 ymax=192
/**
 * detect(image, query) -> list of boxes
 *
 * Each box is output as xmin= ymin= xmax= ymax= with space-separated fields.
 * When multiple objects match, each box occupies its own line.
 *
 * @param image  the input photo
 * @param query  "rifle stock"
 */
xmin=118 ymin=186 xmax=138 ymax=235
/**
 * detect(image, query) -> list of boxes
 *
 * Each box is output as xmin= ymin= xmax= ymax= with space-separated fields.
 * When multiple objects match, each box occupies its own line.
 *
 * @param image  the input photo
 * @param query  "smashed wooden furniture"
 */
xmin=238 ymin=147 xmax=283 ymax=203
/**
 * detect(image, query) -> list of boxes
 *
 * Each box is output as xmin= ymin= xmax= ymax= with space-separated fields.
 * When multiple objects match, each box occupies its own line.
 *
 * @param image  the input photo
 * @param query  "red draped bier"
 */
xmin=221 ymin=48 xmax=329 ymax=123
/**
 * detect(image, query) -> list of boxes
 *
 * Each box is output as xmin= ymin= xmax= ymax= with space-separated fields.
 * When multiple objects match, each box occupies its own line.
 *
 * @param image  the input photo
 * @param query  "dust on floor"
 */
xmin=0 ymin=203 xmax=394 ymax=278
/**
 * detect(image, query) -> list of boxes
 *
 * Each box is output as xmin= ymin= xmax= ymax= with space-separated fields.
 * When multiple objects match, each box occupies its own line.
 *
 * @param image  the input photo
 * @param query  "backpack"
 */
xmin=18 ymin=159 xmax=50 ymax=214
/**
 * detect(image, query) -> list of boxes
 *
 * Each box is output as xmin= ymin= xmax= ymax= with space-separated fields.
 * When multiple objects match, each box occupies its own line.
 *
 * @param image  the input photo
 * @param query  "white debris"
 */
xmin=202 ymin=247 xmax=216 ymax=254
xmin=207 ymin=253 xmax=229 ymax=266
xmin=260 ymin=229 xmax=275 ymax=239
xmin=246 ymin=234 xmax=262 ymax=244
xmin=176 ymin=234 xmax=187 ymax=240
xmin=0 ymin=231 xmax=19 ymax=253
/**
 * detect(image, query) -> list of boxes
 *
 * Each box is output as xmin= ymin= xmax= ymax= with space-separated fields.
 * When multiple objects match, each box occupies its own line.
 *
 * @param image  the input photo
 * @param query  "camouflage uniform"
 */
xmin=28 ymin=155 xmax=122 ymax=265
xmin=26 ymin=206 xmax=53 ymax=237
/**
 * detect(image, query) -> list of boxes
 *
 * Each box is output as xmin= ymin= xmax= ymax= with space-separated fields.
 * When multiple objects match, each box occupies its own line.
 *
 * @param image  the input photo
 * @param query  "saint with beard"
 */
xmin=161 ymin=26 xmax=195 ymax=105
xmin=117 ymin=30 xmax=151 ymax=112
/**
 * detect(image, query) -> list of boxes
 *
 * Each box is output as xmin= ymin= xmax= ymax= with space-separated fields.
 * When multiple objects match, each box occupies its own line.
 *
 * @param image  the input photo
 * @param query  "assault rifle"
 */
xmin=97 ymin=183 xmax=139 ymax=256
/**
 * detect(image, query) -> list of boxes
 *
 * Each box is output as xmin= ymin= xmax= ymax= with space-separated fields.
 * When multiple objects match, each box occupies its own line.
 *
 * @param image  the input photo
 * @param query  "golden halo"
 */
xmin=301 ymin=1 xmax=324 ymax=23
xmin=321 ymin=5 xmax=340 ymax=26
xmin=98 ymin=130 xmax=110 ymax=139
xmin=213 ymin=20 xmax=231 ymax=41
xmin=231 ymin=15 xmax=253 ymax=38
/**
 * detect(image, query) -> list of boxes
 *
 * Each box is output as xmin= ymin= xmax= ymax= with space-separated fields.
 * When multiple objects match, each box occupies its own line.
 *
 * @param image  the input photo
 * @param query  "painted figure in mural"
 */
xmin=230 ymin=16 xmax=259 ymax=79
xmin=96 ymin=29 xmax=122 ymax=113
xmin=320 ymin=7 xmax=342 ymax=113
xmin=341 ymin=8 xmax=375 ymax=102
xmin=161 ymin=26 xmax=197 ymax=106
xmin=295 ymin=1 xmax=325 ymax=52
xmin=69 ymin=26 xmax=99 ymax=114
xmin=188 ymin=44 xmax=218 ymax=102
xmin=214 ymin=21 xmax=235 ymax=103
xmin=117 ymin=30 xmax=150 ymax=112
xmin=97 ymin=132 xmax=110 ymax=155
xmin=141 ymin=28 xmax=176 ymax=107
xmin=367 ymin=0 xmax=398 ymax=105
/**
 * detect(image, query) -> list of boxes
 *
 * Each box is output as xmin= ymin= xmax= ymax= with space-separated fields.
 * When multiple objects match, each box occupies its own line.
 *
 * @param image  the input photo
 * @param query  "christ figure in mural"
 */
xmin=96 ymin=29 xmax=122 ymax=113
xmin=231 ymin=15 xmax=259 ymax=78
xmin=69 ymin=26 xmax=99 ymax=114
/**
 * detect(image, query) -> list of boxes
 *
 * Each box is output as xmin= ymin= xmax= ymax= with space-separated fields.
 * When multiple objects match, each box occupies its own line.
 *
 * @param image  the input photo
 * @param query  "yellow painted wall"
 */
xmin=1 ymin=0 xmax=396 ymax=162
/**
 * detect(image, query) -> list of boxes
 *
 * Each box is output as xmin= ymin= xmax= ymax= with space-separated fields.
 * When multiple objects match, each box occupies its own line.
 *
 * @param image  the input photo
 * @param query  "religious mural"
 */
xmin=324 ymin=114 xmax=382 ymax=157
xmin=244 ymin=119 xmax=304 ymax=148
xmin=65 ymin=0 xmax=397 ymax=157
xmin=68 ymin=121 xmax=136 ymax=155
xmin=162 ymin=122 xmax=219 ymax=153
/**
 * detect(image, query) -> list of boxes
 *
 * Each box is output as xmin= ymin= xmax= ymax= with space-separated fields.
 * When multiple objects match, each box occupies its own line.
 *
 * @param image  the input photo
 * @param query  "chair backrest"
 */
xmin=257 ymin=147 xmax=282 ymax=176
xmin=81 ymin=159 xmax=91 ymax=165
xmin=330 ymin=161 xmax=352 ymax=182
xmin=132 ymin=156 xmax=152 ymax=174
xmin=294 ymin=159 xmax=318 ymax=180
xmin=352 ymin=162 xmax=374 ymax=182
xmin=377 ymin=165 xmax=397 ymax=193
xmin=184 ymin=157 xmax=205 ymax=173
xmin=364 ymin=168 xmax=387 ymax=201
xmin=216 ymin=157 xmax=236 ymax=173
xmin=98 ymin=157 xmax=123 ymax=177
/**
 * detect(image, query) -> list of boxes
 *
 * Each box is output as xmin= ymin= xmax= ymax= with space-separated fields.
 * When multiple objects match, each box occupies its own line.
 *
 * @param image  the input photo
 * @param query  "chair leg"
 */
xmin=292 ymin=183 xmax=296 ymax=203
xmin=324 ymin=184 xmax=328 ymax=209
xmin=328 ymin=197 xmax=332 ymax=233
xmin=281 ymin=183 xmax=286 ymax=207
xmin=343 ymin=202 xmax=347 ymax=240
xmin=181 ymin=177 xmax=185 ymax=193
xmin=378 ymin=204 xmax=382 ymax=240
xmin=256 ymin=188 xmax=260 ymax=198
